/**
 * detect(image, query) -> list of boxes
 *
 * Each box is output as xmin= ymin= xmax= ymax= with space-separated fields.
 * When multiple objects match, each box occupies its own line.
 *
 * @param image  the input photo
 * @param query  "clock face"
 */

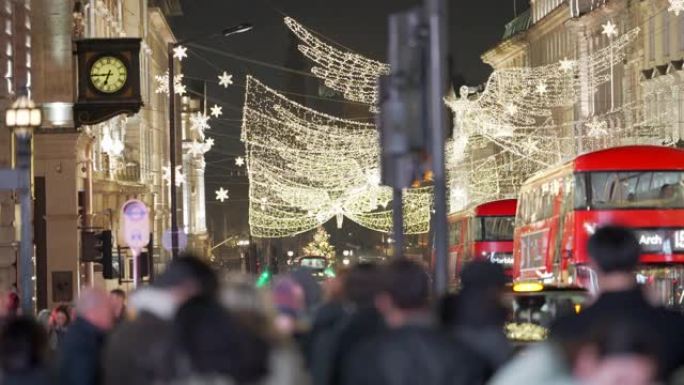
xmin=89 ymin=56 xmax=128 ymax=94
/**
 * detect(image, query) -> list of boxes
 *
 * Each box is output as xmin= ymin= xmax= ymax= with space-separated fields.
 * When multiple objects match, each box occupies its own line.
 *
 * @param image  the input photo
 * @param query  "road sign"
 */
xmin=121 ymin=200 xmax=150 ymax=252
xmin=162 ymin=228 xmax=187 ymax=252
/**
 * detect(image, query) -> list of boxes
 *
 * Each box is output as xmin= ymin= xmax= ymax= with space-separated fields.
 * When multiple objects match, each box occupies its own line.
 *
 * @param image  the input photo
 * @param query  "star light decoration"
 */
xmin=190 ymin=112 xmax=211 ymax=140
xmin=235 ymin=156 xmax=245 ymax=167
xmin=601 ymin=21 xmax=618 ymax=39
xmin=215 ymin=187 xmax=229 ymax=202
xmin=155 ymin=72 xmax=185 ymax=95
xmin=218 ymin=71 xmax=234 ymax=88
xmin=669 ymin=0 xmax=684 ymax=16
xmin=241 ymin=76 xmax=432 ymax=238
xmin=172 ymin=45 xmax=188 ymax=61
xmin=210 ymin=104 xmax=223 ymax=118
xmin=284 ymin=17 xmax=390 ymax=109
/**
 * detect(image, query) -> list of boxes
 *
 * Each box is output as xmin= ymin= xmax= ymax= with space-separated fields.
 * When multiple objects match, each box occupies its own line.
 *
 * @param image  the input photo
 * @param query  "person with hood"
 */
xmin=103 ymin=254 xmax=218 ymax=385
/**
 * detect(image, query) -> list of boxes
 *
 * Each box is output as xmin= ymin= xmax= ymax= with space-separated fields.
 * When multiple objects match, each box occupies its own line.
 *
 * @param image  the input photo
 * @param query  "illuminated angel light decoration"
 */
xmin=284 ymin=17 xmax=390 ymax=108
xmin=242 ymin=76 xmax=432 ymax=238
xmin=443 ymin=27 xmax=652 ymax=211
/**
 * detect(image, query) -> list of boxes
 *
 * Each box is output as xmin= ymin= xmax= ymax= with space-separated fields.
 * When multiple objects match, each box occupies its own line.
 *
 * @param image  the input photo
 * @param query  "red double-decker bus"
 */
xmin=447 ymin=199 xmax=517 ymax=282
xmin=512 ymin=145 xmax=684 ymax=308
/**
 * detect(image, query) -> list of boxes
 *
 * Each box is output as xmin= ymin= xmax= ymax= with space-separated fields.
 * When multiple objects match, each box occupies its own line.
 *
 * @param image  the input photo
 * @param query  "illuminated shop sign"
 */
xmin=634 ymin=229 xmax=684 ymax=254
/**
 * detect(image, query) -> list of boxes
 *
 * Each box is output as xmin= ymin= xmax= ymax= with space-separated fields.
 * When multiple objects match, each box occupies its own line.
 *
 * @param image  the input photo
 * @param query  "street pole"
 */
xmin=168 ymin=43 xmax=179 ymax=259
xmin=16 ymin=133 xmax=34 ymax=314
xmin=392 ymin=187 xmax=404 ymax=258
xmin=426 ymin=0 xmax=449 ymax=295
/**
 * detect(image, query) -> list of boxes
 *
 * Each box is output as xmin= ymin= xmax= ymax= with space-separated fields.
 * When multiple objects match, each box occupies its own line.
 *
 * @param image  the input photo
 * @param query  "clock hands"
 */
xmin=104 ymin=70 xmax=112 ymax=85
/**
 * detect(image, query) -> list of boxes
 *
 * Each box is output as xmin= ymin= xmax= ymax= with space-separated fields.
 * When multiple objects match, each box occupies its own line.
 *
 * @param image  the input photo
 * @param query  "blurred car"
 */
xmin=295 ymin=256 xmax=334 ymax=281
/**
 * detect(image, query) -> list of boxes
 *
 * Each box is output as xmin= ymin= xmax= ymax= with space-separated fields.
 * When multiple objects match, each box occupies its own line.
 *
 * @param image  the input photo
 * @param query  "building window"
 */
xmin=664 ymin=13 xmax=671 ymax=57
xmin=5 ymin=18 xmax=10 ymax=35
xmin=650 ymin=17 xmax=656 ymax=61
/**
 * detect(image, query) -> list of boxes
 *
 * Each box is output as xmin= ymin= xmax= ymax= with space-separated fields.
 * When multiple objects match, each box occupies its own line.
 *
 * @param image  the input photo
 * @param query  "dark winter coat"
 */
xmin=340 ymin=320 xmax=486 ymax=385
xmin=103 ymin=289 xmax=178 ymax=385
xmin=56 ymin=317 xmax=106 ymax=385
xmin=552 ymin=288 xmax=684 ymax=380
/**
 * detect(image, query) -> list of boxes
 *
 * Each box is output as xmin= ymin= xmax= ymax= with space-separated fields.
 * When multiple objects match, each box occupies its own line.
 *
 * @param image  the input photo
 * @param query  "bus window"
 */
xmin=449 ymin=220 xmax=462 ymax=245
xmin=574 ymin=173 xmax=587 ymax=209
xmin=478 ymin=216 xmax=515 ymax=241
xmin=589 ymin=171 xmax=684 ymax=209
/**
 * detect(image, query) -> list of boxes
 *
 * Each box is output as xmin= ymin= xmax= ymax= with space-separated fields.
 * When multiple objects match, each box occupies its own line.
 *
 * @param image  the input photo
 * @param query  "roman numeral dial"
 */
xmin=89 ymin=56 xmax=128 ymax=94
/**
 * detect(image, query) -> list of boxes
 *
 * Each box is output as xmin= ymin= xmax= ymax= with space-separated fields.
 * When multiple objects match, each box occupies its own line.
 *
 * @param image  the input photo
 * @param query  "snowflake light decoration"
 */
xmin=210 ymin=104 xmax=223 ymax=118
xmin=218 ymin=71 xmax=233 ymax=88
xmin=155 ymin=72 xmax=185 ymax=95
xmin=188 ymin=141 xmax=206 ymax=157
xmin=189 ymin=112 xmax=211 ymax=140
xmin=162 ymin=165 xmax=185 ymax=186
xmin=601 ymin=21 xmax=618 ymax=38
xmin=559 ymin=58 xmax=574 ymax=72
xmin=669 ymin=0 xmax=684 ymax=15
xmin=535 ymin=81 xmax=548 ymax=95
xmin=235 ymin=156 xmax=245 ymax=167
xmin=172 ymin=45 xmax=188 ymax=61
xmin=215 ymin=187 xmax=229 ymax=202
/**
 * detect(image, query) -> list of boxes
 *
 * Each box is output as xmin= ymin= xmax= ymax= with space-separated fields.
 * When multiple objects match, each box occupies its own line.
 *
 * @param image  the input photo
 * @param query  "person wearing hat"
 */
xmin=103 ymin=254 xmax=218 ymax=385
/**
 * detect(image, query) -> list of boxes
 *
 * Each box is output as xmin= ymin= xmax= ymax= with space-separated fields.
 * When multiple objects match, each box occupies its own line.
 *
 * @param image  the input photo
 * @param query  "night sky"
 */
xmin=169 ymin=0 xmax=520 ymax=251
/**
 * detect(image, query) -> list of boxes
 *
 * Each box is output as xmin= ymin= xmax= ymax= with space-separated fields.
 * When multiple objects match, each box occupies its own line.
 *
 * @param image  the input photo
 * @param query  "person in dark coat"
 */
xmin=551 ymin=226 xmax=684 ymax=381
xmin=0 ymin=317 xmax=51 ymax=385
xmin=109 ymin=289 xmax=127 ymax=327
xmin=103 ymin=254 xmax=219 ymax=385
xmin=57 ymin=288 xmax=114 ymax=385
xmin=340 ymin=259 xmax=486 ymax=385
xmin=440 ymin=261 xmax=512 ymax=380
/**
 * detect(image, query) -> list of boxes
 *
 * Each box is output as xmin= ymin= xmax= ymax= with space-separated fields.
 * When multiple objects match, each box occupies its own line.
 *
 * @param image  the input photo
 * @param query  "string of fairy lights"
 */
xmin=140 ymin=8 xmax=683 ymax=238
xmin=241 ymin=76 xmax=432 ymax=237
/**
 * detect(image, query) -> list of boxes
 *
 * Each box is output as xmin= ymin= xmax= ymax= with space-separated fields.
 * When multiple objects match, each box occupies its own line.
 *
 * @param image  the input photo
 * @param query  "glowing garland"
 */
xmin=242 ymin=76 xmax=432 ymax=238
xmin=284 ymin=17 xmax=390 ymax=108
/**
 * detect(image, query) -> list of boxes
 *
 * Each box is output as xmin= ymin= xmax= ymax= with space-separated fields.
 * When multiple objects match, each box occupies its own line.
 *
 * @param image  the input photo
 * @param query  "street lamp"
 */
xmin=5 ymin=95 xmax=42 ymax=315
xmin=167 ymin=23 xmax=253 ymax=259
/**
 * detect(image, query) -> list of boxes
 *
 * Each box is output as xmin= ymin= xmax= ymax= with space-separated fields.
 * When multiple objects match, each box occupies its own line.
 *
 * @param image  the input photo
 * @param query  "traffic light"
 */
xmin=136 ymin=233 xmax=153 ymax=279
xmin=81 ymin=230 xmax=113 ymax=278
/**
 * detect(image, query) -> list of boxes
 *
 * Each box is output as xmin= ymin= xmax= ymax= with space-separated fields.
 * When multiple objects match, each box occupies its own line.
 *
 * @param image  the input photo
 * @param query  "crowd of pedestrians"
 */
xmin=0 ymin=225 xmax=681 ymax=385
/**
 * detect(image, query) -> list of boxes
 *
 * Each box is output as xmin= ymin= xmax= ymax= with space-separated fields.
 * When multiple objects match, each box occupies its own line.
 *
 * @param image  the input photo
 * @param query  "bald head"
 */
xmin=77 ymin=288 xmax=114 ymax=331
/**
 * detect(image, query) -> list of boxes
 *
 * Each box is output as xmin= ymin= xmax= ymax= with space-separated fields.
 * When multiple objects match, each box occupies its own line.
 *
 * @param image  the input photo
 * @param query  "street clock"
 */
xmin=74 ymin=38 xmax=143 ymax=127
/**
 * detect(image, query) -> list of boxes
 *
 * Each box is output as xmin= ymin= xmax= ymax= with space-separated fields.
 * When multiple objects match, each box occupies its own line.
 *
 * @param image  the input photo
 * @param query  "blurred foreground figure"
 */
xmin=553 ymin=226 xmax=684 ymax=381
xmin=103 ymin=254 xmax=218 ymax=385
xmin=0 ymin=317 xmax=51 ymax=385
xmin=109 ymin=289 xmax=127 ymax=327
xmin=48 ymin=305 xmax=71 ymax=353
xmin=221 ymin=274 xmax=310 ymax=385
xmin=341 ymin=259 xmax=486 ymax=385
xmin=57 ymin=288 xmax=113 ymax=385
xmin=441 ymin=261 xmax=512 ymax=380
xmin=490 ymin=226 xmax=684 ymax=385
xmin=169 ymin=296 xmax=270 ymax=385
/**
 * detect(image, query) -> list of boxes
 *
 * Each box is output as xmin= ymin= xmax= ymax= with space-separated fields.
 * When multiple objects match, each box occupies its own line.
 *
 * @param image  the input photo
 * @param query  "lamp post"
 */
xmin=5 ymin=95 xmax=42 ymax=315
xmin=167 ymin=23 xmax=253 ymax=259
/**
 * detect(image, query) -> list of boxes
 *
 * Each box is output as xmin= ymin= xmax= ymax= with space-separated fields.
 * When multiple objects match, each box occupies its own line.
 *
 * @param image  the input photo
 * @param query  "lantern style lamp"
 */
xmin=6 ymin=96 xmax=42 ymax=137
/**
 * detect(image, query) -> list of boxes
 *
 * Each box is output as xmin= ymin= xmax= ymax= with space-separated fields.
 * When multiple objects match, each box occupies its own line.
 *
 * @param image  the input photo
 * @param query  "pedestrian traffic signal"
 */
xmin=81 ymin=230 xmax=114 ymax=278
